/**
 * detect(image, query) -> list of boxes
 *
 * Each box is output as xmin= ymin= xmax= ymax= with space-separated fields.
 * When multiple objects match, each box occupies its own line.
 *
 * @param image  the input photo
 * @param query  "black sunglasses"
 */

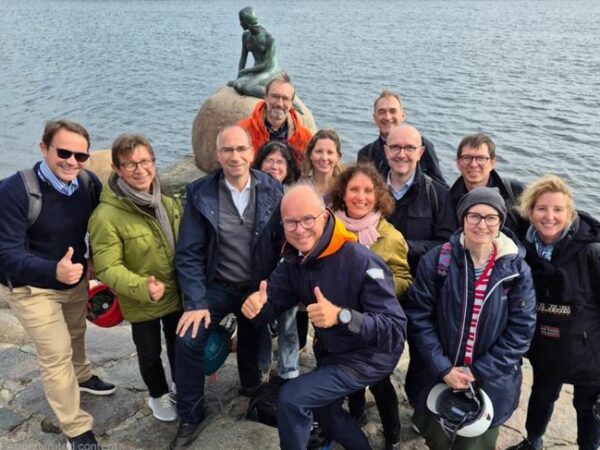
xmin=53 ymin=147 xmax=90 ymax=163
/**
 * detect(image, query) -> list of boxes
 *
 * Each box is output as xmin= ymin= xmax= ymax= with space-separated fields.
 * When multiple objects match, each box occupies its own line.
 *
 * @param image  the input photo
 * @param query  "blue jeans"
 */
xmin=175 ymin=282 xmax=264 ymax=423
xmin=525 ymin=377 xmax=600 ymax=450
xmin=277 ymin=364 xmax=373 ymax=450
xmin=257 ymin=306 xmax=300 ymax=379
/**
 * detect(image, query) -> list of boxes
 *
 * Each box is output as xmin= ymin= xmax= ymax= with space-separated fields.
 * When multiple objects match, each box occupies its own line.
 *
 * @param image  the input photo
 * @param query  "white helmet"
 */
xmin=426 ymin=383 xmax=494 ymax=438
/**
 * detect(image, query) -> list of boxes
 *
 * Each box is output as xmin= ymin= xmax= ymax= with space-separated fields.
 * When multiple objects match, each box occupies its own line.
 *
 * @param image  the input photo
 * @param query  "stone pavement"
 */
xmin=0 ymin=292 xmax=577 ymax=450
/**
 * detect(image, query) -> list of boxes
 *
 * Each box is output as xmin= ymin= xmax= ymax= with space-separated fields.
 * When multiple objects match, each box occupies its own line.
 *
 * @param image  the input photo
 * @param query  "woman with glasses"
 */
xmin=329 ymin=164 xmax=412 ymax=450
xmin=88 ymin=134 xmax=182 ymax=422
xmin=299 ymin=129 xmax=344 ymax=199
xmin=253 ymin=141 xmax=302 ymax=383
xmin=404 ymin=187 xmax=536 ymax=449
xmin=507 ymin=176 xmax=600 ymax=450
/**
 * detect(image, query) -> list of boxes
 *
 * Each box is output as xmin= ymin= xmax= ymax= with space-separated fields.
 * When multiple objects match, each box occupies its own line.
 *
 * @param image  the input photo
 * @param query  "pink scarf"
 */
xmin=334 ymin=210 xmax=381 ymax=248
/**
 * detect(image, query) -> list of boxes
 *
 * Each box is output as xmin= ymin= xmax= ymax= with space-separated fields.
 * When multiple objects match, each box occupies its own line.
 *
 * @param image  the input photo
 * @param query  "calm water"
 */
xmin=1 ymin=0 xmax=599 ymax=215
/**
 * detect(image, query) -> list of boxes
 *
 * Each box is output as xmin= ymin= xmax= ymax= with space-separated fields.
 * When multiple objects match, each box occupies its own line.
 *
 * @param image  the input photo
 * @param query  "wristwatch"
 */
xmin=338 ymin=308 xmax=352 ymax=325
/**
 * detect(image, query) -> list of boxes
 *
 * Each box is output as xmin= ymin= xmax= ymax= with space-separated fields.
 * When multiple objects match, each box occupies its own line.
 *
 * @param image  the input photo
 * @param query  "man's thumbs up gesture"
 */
xmin=306 ymin=286 xmax=341 ymax=329
xmin=242 ymin=279 xmax=268 ymax=319
xmin=56 ymin=247 xmax=84 ymax=285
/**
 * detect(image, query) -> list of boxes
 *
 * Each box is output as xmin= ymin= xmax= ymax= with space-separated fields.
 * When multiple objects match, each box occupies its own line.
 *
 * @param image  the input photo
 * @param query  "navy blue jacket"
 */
xmin=357 ymin=135 xmax=447 ymax=187
xmin=388 ymin=166 xmax=458 ymax=275
xmin=404 ymin=229 xmax=536 ymax=427
xmin=175 ymin=169 xmax=284 ymax=311
xmin=255 ymin=214 xmax=407 ymax=383
xmin=0 ymin=163 xmax=101 ymax=290
xmin=450 ymin=169 xmax=529 ymax=241
xmin=524 ymin=212 xmax=600 ymax=385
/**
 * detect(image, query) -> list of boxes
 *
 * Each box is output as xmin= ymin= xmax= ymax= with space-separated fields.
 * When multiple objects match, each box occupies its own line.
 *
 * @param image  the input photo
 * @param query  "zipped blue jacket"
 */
xmin=404 ymin=228 xmax=536 ymax=427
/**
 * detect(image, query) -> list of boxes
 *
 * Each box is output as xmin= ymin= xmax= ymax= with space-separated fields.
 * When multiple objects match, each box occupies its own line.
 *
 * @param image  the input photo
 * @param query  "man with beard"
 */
xmin=357 ymin=90 xmax=447 ymax=186
xmin=239 ymin=71 xmax=313 ymax=167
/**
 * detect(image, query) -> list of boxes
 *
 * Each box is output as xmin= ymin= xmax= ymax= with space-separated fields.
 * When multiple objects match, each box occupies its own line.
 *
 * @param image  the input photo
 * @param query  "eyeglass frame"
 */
xmin=384 ymin=144 xmax=423 ymax=155
xmin=267 ymin=93 xmax=293 ymax=103
xmin=282 ymin=209 xmax=326 ymax=232
xmin=50 ymin=146 xmax=90 ymax=163
xmin=464 ymin=212 xmax=501 ymax=227
xmin=457 ymin=155 xmax=493 ymax=165
xmin=119 ymin=158 xmax=156 ymax=172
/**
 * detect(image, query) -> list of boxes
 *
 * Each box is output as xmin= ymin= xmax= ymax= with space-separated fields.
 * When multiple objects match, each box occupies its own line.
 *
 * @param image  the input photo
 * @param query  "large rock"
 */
xmin=159 ymin=155 xmax=206 ymax=198
xmin=85 ymin=149 xmax=113 ymax=184
xmin=192 ymin=86 xmax=317 ymax=172
xmin=0 ymin=310 xmax=30 ymax=345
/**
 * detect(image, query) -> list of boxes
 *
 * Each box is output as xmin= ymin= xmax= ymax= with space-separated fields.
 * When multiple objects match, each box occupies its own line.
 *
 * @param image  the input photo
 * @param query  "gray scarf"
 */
xmin=116 ymin=176 xmax=175 ymax=250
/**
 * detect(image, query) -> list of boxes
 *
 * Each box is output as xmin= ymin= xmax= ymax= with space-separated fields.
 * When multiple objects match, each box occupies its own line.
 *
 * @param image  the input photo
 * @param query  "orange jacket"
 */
xmin=239 ymin=101 xmax=313 ymax=167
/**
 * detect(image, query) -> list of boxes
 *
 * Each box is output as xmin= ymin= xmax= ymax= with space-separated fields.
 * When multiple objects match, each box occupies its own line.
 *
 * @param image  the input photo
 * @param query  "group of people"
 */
xmin=0 ymin=69 xmax=599 ymax=450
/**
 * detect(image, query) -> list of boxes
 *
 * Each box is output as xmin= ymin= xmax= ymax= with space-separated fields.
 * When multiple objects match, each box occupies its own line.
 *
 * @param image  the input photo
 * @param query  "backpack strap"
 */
xmin=78 ymin=169 xmax=98 ymax=209
xmin=18 ymin=168 xmax=42 ymax=228
xmin=424 ymin=175 xmax=438 ymax=219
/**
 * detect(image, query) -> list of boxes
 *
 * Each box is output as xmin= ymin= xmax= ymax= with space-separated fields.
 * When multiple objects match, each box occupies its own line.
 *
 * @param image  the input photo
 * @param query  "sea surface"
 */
xmin=1 ymin=0 xmax=599 ymax=215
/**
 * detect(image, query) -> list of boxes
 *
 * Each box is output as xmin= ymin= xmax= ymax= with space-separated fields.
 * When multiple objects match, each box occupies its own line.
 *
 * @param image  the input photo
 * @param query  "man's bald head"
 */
xmin=281 ymin=184 xmax=328 ymax=254
xmin=387 ymin=124 xmax=421 ymax=144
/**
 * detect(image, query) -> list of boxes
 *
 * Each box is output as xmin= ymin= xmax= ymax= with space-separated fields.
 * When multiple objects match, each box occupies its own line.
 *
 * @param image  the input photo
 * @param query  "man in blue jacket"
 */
xmin=171 ymin=125 xmax=284 ymax=449
xmin=242 ymin=184 xmax=407 ymax=450
xmin=0 ymin=119 xmax=114 ymax=450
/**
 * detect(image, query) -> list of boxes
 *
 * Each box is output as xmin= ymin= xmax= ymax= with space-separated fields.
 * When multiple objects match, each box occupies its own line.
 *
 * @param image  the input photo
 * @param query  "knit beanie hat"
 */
xmin=457 ymin=186 xmax=507 ymax=227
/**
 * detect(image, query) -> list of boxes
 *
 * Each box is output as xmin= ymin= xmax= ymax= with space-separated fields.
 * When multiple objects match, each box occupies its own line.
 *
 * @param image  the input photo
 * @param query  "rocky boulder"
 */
xmin=191 ymin=86 xmax=317 ymax=173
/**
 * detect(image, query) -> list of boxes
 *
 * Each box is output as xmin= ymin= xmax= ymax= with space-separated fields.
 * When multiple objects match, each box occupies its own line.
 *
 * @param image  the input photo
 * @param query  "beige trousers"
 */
xmin=3 ymin=280 xmax=94 ymax=437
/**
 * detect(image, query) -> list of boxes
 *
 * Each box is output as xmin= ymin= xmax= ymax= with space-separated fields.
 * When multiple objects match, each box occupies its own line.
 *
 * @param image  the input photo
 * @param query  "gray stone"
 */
xmin=84 ymin=322 xmax=136 ymax=366
xmin=0 ymin=346 xmax=39 ymax=385
xmin=0 ymin=289 xmax=9 ymax=309
xmin=160 ymin=155 xmax=207 ymax=198
xmin=0 ymin=309 xmax=30 ymax=345
xmin=0 ymin=407 xmax=28 ymax=433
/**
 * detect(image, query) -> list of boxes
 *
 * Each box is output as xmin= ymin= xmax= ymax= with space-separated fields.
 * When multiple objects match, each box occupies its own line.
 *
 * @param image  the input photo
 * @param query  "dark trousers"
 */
xmin=175 ymin=282 xmax=263 ymax=423
xmin=278 ymin=364 xmax=373 ymax=450
xmin=525 ymin=376 xmax=600 ymax=450
xmin=348 ymin=375 xmax=401 ymax=444
xmin=297 ymin=310 xmax=309 ymax=350
xmin=131 ymin=309 xmax=182 ymax=398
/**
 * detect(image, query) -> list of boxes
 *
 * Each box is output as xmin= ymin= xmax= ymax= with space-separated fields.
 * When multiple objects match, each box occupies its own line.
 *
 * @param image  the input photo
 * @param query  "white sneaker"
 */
xmin=148 ymin=394 xmax=177 ymax=422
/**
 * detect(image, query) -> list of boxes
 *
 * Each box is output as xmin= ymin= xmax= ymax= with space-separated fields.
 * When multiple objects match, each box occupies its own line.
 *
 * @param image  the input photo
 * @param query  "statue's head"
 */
xmin=239 ymin=6 xmax=259 ymax=29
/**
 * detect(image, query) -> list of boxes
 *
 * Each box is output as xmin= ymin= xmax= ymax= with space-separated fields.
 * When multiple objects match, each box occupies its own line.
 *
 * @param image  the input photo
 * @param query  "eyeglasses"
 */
xmin=263 ymin=157 xmax=287 ymax=167
xmin=119 ymin=158 xmax=155 ymax=172
xmin=51 ymin=146 xmax=90 ymax=163
xmin=220 ymin=146 xmax=251 ymax=155
xmin=283 ymin=210 xmax=326 ymax=232
xmin=458 ymin=155 xmax=492 ymax=165
xmin=268 ymin=93 xmax=292 ymax=103
xmin=384 ymin=144 xmax=421 ymax=154
xmin=465 ymin=212 xmax=501 ymax=226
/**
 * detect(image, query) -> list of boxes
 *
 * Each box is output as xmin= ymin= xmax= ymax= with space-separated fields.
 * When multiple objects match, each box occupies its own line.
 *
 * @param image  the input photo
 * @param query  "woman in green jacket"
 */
xmin=88 ymin=134 xmax=182 ymax=422
xmin=330 ymin=164 xmax=412 ymax=450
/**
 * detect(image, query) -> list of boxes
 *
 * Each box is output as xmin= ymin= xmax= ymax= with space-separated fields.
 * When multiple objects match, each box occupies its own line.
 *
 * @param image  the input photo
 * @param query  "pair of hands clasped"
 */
xmin=242 ymin=280 xmax=341 ymax=328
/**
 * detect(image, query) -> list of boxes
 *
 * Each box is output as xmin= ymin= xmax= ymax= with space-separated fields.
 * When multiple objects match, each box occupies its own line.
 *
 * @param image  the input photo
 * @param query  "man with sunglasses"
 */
xmin=384 ymin=125 xmax=457 ymax=275
xmin=0 ymin=119 xmax=114 ymax=450
xmin=450 ymin=133 xmax=528 ymax=241
xmin=241 ymin=184 xmax=407 ymax=450
xmin=238 ymin=71 xmax=313 ymax=167
xmin=171 ymin=125 xmax=284 ymax=449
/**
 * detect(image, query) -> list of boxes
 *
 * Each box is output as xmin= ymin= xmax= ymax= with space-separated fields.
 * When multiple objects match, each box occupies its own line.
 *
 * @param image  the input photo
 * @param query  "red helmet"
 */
xmin=87 ymin=282 xmax=124 ymax=328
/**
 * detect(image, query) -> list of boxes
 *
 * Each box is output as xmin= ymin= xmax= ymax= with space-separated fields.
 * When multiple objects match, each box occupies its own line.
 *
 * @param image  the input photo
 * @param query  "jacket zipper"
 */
xmin=453 ymin=253 xmax=470 ymax=366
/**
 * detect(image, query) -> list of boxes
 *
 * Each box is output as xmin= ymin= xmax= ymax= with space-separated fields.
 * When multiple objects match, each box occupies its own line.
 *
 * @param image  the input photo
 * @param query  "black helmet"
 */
xmin=427 ymin=383 xmax=494 ymax=438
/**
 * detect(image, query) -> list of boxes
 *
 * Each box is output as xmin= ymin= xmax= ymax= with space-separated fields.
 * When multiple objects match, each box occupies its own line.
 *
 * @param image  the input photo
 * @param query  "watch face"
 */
xmin=339 ymin=308 xmax=352 ymax=324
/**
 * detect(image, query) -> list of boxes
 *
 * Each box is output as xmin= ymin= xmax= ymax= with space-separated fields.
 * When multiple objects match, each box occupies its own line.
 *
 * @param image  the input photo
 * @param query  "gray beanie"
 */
xmin=456 ymin=187 xmax=507 ymax=227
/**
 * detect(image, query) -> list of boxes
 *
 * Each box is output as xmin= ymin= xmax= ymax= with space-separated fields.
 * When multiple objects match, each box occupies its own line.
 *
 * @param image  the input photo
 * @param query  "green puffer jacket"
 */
xmin=88 ymin=175 xmax=182 ymax=322
xmin=370 ymin=218 xmax=413 ymax=301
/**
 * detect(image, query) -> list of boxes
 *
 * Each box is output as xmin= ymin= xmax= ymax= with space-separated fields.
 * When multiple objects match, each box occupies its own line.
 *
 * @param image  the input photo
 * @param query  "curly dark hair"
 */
xmin=329 ymin=164 xmax=395 ymax=217
xmin=253 ymin=140 xmax=300 ymax=185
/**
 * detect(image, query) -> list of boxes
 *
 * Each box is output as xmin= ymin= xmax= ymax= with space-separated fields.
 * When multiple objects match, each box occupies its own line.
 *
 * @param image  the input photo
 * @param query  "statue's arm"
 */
xmin=237 ymin=34 xmax=249 ymax=72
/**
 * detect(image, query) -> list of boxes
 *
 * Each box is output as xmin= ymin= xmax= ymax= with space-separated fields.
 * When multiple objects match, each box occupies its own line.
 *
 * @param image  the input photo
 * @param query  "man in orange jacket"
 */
xmin=238 ymin=71 xmax=313 ymax=167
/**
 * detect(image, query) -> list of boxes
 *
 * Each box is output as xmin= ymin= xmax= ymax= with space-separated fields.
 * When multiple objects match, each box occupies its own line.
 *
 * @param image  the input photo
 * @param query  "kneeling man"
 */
xmin=242 ymin=185 xmax=406 ymax=450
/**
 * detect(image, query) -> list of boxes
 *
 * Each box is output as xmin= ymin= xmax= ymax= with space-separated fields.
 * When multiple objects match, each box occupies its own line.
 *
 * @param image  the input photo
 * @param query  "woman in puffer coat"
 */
xmin=507 ymin=175 xmax=600 ymax=450
xmin=405 ymin=187 xmax=536 ymax=449
xmin=89 ymin=134 xmax=182 ymax=423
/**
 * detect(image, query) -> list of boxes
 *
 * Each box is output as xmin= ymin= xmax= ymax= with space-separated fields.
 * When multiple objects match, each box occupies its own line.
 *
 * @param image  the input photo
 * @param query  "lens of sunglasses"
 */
xmin=56 ymin=148 xmax=90 ymax=162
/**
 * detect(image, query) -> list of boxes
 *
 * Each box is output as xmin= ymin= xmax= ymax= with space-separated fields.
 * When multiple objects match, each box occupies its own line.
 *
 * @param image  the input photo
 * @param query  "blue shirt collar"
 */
xmin=37 ymin=160 xmax=80 ymax=196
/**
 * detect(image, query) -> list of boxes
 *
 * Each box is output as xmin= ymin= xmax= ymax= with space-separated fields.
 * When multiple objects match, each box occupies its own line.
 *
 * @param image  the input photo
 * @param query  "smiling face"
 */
xmin=40 ymin=128 xmax=89 ymax=183
xmin=113 ymin=145 xmax=156 ymax=192
xmin=373 ymin=96 xmax=405 ymax=139
xmin=343 ymin=172 xmax=376 ymax=219
xmin=260 ymin=148 xmax=288 ymax=182
xmin=216 ymin=126 xmax=254 ymax=183
xmin=265 ymin=81 xmax=294 ymax=126
xmin=281 ymin=185 xmax=328 ymax=254
xmin=384 ymin=125 xmax=424 ymax=179
xmin=309 ymin=138 xmax=340 ymax=176
xmin=462 ymin=204 xmax=501 ymax=247
xmin=457 ymin=143 xmax=496 ymax=189
xmin=529 ymin=191 xmax=573 ymax=245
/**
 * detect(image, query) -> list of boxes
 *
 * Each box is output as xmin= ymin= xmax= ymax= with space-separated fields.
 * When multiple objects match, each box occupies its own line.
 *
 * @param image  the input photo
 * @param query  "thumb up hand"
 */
xmin=56 ymin=247 xmax=84 ymax=285
xmin=306 ymin=286 xmax=339 ymax=329
xmin=242 ymin=280 xmax=268 ymax=319
xmin=148 ymin=276 xmax=165 ymax=302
